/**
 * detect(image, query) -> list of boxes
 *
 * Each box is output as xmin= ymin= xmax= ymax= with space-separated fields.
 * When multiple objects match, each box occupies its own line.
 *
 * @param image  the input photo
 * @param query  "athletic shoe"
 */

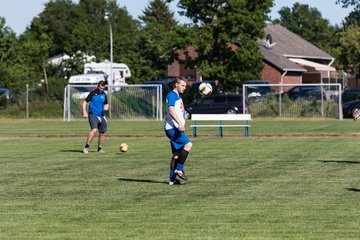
xmin=169 ymin=179 xmax=185 ymax=186
xmin=98 ymin=149 xmax=105 ymax=153
xmin=175 ymin=170 xmax=188 ymax=181
xmin=83 ymin=147 xmax=89 ymax=154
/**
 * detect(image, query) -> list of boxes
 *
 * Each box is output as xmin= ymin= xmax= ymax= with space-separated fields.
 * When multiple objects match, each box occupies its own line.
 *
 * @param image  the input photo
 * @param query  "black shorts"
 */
xmin=88 ymin=114 xmax=107 ymax=133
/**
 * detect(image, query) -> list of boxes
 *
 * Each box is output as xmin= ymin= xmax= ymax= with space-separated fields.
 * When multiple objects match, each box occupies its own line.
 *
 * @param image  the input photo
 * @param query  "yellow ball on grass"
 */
xmin=119 ymin=143 xmax=128 ymax=152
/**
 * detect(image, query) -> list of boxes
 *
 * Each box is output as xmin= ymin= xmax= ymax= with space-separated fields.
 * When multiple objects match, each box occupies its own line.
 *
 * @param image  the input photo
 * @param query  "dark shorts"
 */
xmin=165 ymin=128 xmax=191 ymax=153
xmin=88 ymin=114 xmax=107 ymax=133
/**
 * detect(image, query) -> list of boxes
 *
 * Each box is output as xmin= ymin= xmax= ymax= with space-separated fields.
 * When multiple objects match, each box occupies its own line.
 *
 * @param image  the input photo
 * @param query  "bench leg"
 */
xmin=218 ymin=120 xmax=223 ymax=138
xmin=192 ymin=120 xmax=197 ymax=138
xmin=192 ymin=127 xmax=197 ymax=138
xmin=244 ymin=120 xmax=249 ymax=138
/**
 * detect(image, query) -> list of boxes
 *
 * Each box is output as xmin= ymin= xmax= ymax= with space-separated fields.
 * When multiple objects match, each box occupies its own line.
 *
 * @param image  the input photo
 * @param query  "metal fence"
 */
xmin=242 ymin=83 xmax=343 ymax=120
xmin=64 ymin=84 xmax=163 ymax=121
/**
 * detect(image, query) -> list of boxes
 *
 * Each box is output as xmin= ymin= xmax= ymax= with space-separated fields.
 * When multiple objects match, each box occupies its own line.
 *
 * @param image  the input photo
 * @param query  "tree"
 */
xmin=170 ymin=0 xmax=273 ymax=90
xmin=277 ymin=3 xmax=339 ymax=54
xmin=136 ymin=0 xmax=178 ymax=81
xmin=140 ymin=0 xmax=177 ymax=31
xmin=0 ymin=17 xmax=18 ymax=90
xmin=27 ymin=0 xmax=144 ymax=83
xmin=336 ymin=0 xmax=360 ymax=27
xmin=38 ymin=0 xmax=78 ymax=56
xmin=343 ymin=10 xmax=360 ymax=27
xmin=336 ymin=0 xmax=360 ymax=10
xmin=105 ymin=2 xmax=141 ymax=64
xmin=17 ymin=17 xmax=52 ymax=92
xmin=338 ymin=25 xmax=360 ymax=79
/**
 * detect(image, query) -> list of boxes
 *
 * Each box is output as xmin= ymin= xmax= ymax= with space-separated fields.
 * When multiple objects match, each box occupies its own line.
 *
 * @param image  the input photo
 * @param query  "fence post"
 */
xmin=158 ymin=85 xmax=163 ymax=121
xmin=152 ymin=95 xmax=155 ymax=119
xmin=109 ymin=85 xmax=112 ymax=118
xmin=339 ymin=87 xmax=343 ymax=120
xmin=63 ymin=86 xmax=67 ymax=121
xmin=26 ymin=84 xmax=29 ymax=119
xmin=67 ymin=85 xmax=71 ymax=121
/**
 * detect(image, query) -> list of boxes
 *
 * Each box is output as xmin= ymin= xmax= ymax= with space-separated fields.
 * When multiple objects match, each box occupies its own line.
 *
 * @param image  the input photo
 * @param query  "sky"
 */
xmin=0 ymin=0 xmax=355 ymax=36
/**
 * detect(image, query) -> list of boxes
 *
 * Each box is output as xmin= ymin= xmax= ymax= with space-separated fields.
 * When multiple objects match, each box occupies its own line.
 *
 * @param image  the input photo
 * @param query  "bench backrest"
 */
xmin=191 ymin=114 xmax=251 ymax=121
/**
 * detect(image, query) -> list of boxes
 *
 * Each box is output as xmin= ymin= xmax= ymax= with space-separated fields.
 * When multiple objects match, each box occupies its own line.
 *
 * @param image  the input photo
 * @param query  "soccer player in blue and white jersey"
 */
xmin=82 ymin=80 xmax=109 ymax=154
xmin=164 ymin=76 xmax=193 ymax=185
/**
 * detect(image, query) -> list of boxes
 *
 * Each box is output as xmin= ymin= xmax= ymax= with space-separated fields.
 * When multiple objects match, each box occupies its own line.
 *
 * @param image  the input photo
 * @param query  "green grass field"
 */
xmin=1 ymin=119 xmax=360 ymax=239
xmin=1 ymin=118 xmax=360 ymax=136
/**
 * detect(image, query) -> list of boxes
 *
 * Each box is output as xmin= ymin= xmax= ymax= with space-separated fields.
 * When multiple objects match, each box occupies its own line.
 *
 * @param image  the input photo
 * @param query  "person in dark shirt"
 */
xmin=82 ymin=80 xmax=109 ymax=154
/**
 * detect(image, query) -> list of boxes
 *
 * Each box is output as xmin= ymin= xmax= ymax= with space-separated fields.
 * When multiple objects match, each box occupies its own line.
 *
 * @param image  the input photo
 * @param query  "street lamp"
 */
xmin=104 ymin=14 xmax=113 ymax=118
xmin=104 ymin=15 xmax=113 ymax=85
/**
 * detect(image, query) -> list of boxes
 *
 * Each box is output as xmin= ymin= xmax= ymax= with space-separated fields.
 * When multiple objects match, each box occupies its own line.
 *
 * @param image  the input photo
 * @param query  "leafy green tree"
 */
xmin=338 ymin=25 xmax=360 ymax=78
xmin=137 ymin=0 xmax=178 ymax=81
xmin=343 ymin=10 xmax=360 ymax=27
xmin=169 ymin=0 xmax=273 ymax=90
xmin=29 ymin=0 xmax=143 ymax=83
xmin=106 ymin=3 xmax=141 ymax=64
xmin=18 ymin=18 xmax=52 ymax=91
xmin=140 ymin=0 xmax=177 ymax=31
xmin=38 ymin=0 xmax=78 ymax=56
xmin=277 ymin=3 xmax=340 ymax=54
xmin=73 ymin=0 xmax=143 ymax=83
xmin=339 ymin=0 xmax=360 ymax=28
xmin=336 ymin=0 xmax=360 ymax=10
xmin=67 ymin=0 xmax=108 ymax=58
xmin=334 ymin=0 xmax=359 ymax=75
xmin=0 ymin=17 xmax=15 ymax=87
xmin=0 ymin=17 xmax=36 ymax=94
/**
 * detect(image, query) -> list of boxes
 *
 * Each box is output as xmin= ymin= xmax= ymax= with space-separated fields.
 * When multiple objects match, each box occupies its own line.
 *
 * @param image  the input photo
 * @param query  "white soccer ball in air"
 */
xmin=199 ymin=82 xmax=213 ymax=96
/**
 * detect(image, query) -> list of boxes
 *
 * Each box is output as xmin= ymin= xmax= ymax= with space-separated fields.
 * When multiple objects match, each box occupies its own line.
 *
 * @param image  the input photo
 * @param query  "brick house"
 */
xmin=260 ymin=24 xmax=336 ymax=87
xmin=167 ymin=46 xmax=201 ymax=82
xmin=168 ymin=24 xmax=337 ymax=88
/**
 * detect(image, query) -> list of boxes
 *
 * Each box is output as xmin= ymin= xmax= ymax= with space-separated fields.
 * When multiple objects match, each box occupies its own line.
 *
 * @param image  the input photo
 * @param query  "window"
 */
xmin=291 ymin=87 xmax=300 ymax=94
xmin=227 ymin=96 xmax=241 ymax=103
xmin=266 ymin=34 xmax=273 ymax=44
xmin=198 ymin=97 xmax=214 ymax=105
xmin=214 ymin=96 xmax=226 ymax=103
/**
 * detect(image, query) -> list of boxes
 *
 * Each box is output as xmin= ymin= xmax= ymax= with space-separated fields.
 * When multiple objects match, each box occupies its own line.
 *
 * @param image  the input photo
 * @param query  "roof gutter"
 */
xmin=284 ymin=68 xmax=307 ymax=72
xmin=263 ymin=59 xmax=306 ymax=72
xmin=283 ymin=54 xmax=334 ymax=61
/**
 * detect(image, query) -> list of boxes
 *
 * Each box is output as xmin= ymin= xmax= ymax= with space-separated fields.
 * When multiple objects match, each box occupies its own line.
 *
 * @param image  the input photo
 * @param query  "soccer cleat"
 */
xmin=83 ymin=147 xmax=89 ymax=154
xmin=169 ymin=179 xmax=186 ymax=186
xmin=175 ymin=170 xmax=188 ymax=181
xmin=97 ymin=149 xmax=105 ymax=153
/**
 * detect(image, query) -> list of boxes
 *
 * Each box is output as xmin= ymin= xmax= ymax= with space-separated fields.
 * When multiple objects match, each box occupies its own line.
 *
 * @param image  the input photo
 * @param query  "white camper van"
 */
xmin=84 ymin=61 xmax=131 ymax=86
xmin=68 ymin=61 xmax=131 ymax=98
xmin=68 ymin=73 xmax=107 ymax=85
xmin=68 ymin=73 xmax=107 ymax=99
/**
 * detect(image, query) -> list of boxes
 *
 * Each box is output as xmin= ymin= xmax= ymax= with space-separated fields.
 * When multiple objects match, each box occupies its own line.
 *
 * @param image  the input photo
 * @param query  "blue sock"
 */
xmin=169 ymin=169 xmax=176 ymax=182
xmin=177 ymin=164 xmax=184 ymax=172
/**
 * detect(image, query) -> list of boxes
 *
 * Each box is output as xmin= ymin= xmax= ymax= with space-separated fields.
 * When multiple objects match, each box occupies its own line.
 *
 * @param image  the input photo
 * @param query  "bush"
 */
xmin=0 ymin=98 xmax=63 ymax=118
xmin=47 ymin=77 xmax=68 ymax=101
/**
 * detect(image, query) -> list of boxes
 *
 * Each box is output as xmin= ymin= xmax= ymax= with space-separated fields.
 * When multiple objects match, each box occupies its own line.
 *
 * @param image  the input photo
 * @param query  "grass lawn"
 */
xmin=0 ymin=118 xmax=360 ymax=136
xmin=1 ymin=119 xmax=360 ymax=239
